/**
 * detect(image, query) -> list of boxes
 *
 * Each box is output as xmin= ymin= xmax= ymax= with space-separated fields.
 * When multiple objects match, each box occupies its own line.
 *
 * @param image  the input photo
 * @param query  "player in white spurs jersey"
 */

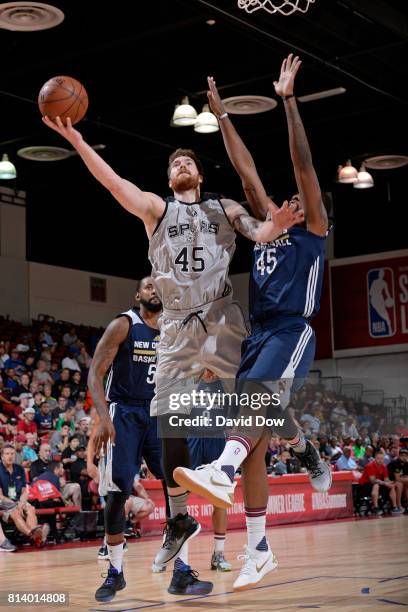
xmin=43 ymin=116 xmax=303 ymax=594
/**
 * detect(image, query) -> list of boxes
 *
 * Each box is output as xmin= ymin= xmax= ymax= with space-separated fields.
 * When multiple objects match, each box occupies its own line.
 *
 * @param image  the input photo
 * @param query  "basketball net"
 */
xmin=237 ymin=0 xmax=315 ymax=16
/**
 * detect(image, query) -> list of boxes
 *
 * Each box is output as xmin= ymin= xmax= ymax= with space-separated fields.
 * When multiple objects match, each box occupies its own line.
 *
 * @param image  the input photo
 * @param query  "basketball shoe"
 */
xmin=95 ymin=563 xmax=126 ymax=602
xmin=168 ymin=560 xmax=213 ymax=595
xmin=292 ymin=440 xmax=332 ymax=492
xmin=233 ymin=541 xmax=278 ymax=591
xmin=154 ymin=513 xmax=201 ymax=565
xmin=211 ymin=551 xmax=232 ymax=571
xmin=173 ymin=462 xmax=236 ymax=509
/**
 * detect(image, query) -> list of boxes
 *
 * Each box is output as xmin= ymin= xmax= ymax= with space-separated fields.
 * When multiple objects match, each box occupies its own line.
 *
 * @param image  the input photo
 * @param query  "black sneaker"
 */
xmin=292 ymin=440 xmax=332 ymax=492
xmin=95 ymin=564 xmax=126 ymax=602
xmin=168 ymin=563 xmax=213 ymax=595
xmin=154 ymin=514 xmax=201 ymax=565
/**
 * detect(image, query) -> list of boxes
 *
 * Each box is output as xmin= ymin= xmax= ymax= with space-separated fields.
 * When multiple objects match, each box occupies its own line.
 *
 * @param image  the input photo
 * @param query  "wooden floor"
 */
xmin=1 ymin=517 xmax=407 ymax=612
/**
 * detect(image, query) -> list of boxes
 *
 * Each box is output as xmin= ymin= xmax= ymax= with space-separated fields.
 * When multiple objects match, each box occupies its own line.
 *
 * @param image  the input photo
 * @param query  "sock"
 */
xmin=174 ymin=542 xmax=189 ymax=572
xmin=107 ymin=541 xmax=124 ymax=572
xmin=245 ymin=506 xmax=267 ymax=551
xmin=214 ymin=533 xmax=225 ymax=553
xmin=288 ymin=431 xmax=306 ymax=454
xmin=215 ymin=436 xmax=252 ymax=481
xmin=169 ymin=491 xmax=188 ymax=518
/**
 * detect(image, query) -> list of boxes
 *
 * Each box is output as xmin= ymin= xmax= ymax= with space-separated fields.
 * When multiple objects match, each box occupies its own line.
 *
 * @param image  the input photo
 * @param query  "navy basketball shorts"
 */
xmin=187 ymin=436 xmax=227 ymax=470
xmin=236 ymin=316 xmax=316 ymax=409
xmin=99 ymin=400 xmax=163 ymax=497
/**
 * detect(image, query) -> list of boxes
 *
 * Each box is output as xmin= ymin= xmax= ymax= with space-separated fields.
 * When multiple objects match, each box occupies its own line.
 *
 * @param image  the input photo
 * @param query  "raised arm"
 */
xmin=42 ymin=116 xmax=164 ymax=235
xmin=222 ymin=198 xmax=304 ymax=243
xmin=207 ymin=77 xmax=275 ymax=220
xmin=87 ymin=316 xmax=129 ymax=453
xmin=274 ymin=54 xmax=328 ymax=237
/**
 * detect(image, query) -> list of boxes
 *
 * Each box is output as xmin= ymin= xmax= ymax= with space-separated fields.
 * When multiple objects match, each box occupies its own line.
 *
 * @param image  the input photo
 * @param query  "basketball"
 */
xmin=38 ymin=76 xmax=88 ymax=125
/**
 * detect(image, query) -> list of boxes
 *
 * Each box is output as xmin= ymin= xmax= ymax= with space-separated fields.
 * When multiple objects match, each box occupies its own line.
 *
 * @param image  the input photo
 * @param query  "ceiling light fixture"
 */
xmin=353 ymin=163 xmax=374 ymax=189
xmin=337 ymin=160 xmax=358 ymax=184
xmin=194 ymin=104 xmax=219 ymax=133
xmin=172 ymin=97 xmax=198 ymax=127
xmin=0 ymin=154 xmax=17 ymax=179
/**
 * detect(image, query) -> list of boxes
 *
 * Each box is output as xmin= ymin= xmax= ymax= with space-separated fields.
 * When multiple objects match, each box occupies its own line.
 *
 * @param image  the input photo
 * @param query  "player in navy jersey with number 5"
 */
xmin=174 ymin=54 xmax=332 ymax=591
xmin=88 ymin=277 xmax=167 ymax=603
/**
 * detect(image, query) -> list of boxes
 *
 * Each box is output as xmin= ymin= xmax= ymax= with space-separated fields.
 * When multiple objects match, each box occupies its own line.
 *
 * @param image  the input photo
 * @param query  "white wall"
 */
xmin=0 ymin=257 xmax=30 ymax=322
xmin=29 ymin=262 xmax=138 ymax=327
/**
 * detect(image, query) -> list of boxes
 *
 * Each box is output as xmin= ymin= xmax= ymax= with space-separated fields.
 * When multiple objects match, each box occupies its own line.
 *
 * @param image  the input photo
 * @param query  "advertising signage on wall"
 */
xmin=330 ymin=250 xmax=408 ymax=357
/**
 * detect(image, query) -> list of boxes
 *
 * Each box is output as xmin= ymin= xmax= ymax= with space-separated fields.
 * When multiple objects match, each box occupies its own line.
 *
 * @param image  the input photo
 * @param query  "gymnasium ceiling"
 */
xmin=1 ymin=0 xmax=407 ymax=277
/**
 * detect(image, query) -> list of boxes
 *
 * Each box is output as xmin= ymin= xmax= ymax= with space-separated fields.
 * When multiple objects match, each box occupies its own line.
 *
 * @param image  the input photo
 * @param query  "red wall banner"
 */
xmin=330 ymin=251 xmax=408 ymax=356
xmin=141 ymin=472 xmax=353 ymax=536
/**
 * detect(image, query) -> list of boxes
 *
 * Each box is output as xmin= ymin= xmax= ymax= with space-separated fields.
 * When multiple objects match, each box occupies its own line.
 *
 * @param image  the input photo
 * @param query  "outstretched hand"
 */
xmin=207 ymin=76 xmax=226 ymax=117
xmin=42 ymin=115 xmax=83 ymax=148
xmin=274 ymin=53 xmax=302 ymax=98
xmin=256 ymin=200 xmax=304 ymax=243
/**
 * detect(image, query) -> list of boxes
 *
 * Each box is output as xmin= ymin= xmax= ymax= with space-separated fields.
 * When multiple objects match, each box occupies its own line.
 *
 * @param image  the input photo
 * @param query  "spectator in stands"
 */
xmin=51 ymin=396 xmax=67 ymax=423
xmin=17 ymin=407 xmax=38 ymax=438
xmin=359 ymin=450 xmax=402 ymax=515
xmin=32 ymin=360 xmax=53 ymax=386
xmin=39 ymin=325 xmax=54 ymax=348
xmin=52 ymin=368 xmax=71 ymax=398
xmin=358 ymin=405 xmax=374 ymax=431
xmin=42 ymin=384 xmax=57 ymax=412
xmin=342 ymin=416 xmax=359 ymax=440
xmin=330 ymin=400 xmax=348 ymax=426
xmin=24 ymin=355 xmax=35 ymax=374
xmin=13 ymin=434 xmax=26 ymax=466
xmin=352 ymin=438 xmax=365 ymax=460
xmin=60 ymin=385 xmax=74 ymax=409
xmin=69 ymin=445 xmax=90 ymax=507
xmin=61 ymin=348 xmax=81 ymax=373
xmin=0 ymin=344 xmax=9 ymax=369
xmin=395 ymin=419 xmax=408 ymax=437
xmin=21 ymin=433 xmax=38 ymax=465
xmin=56 ymin=406 xmax=75 ymax=433
xmin=358 ymin=445 xmax=374 ymax=469
xmin=72 ymin=399 xmax=86 ymax=423
xmin=31 ymin=391 xmax=44 ymax=413
xmin=327 ymin=437 xmax=342 ymax=462
xmin=61 ymin=435 xmax=80 ymax=469
xmin=273 ymin=450 xmax=292 ymax=475
xmin=34 ymin=401 xmax=53 ymax=433
xmin=300 ymin=406 xmax=320 ymax=434
xmin=360 ymin=427 xmax=371 ymax=447
xmin=49 ymin=362 xmax=60 ymax=382
xmin=75 ymin=417 xmax=90 ymax=448
xmin=30 ymin=444 xmax=52 ymax=480
xmin=0 ymin=444 xmax=49 ymax=546
xmin=3 ymin=349 xmax=24 ymax=375
xmin=77 ymin=345 xmax=92 ymax=371
xmin=70 ymin=371 xmax=85 ymax=401
xmin=336 ymin=446 xmax=357 ymax=471
xmin=63 ymin=327 xmax=77 ymax=347
xmin=49 ymin=422 xmax=70 ymax=456
xmin=387 ymin=448 xmax=407 ymax=512
xmin=12 ymin=373 xmax=31 ymax=399
xmin=3 ymin=368 xmax=18 ymax=391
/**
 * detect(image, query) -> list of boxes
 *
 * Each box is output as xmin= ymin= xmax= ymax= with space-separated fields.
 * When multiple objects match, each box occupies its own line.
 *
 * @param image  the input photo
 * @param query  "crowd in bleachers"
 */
xmin=0 ymin=315 xmax=407 ymax=551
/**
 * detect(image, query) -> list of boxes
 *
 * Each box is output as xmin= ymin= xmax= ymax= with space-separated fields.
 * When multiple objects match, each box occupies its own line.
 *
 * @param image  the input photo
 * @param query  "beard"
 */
xmin=171 ymin=172 xmax=200 ymax=193
xmin=140 ymin=297 xmax=162 ymax=313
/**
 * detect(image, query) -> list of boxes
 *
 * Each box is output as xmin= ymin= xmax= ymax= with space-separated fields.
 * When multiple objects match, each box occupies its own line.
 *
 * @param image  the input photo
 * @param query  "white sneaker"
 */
xmin=173 ymin=462 xmax=236 ymax=509
xmin=233 ymin=544 xmax=278 ymax=592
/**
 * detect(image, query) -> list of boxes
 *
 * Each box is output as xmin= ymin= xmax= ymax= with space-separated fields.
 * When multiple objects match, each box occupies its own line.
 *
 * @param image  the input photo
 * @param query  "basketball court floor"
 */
xmin=0 ymin=517 xmax=407 ymax=611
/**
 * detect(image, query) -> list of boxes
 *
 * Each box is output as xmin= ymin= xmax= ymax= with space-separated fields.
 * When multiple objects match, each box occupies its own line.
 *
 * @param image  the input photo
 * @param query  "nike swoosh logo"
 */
xmin=256 ymin=554 xmax=271 ymax=573
xmin=210 ymin=476 xmax=232 ymax=489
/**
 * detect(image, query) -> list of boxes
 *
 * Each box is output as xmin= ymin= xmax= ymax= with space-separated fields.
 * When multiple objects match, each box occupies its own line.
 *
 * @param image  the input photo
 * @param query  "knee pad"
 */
xmin=104 ymin=492 xmax=128 ymax=536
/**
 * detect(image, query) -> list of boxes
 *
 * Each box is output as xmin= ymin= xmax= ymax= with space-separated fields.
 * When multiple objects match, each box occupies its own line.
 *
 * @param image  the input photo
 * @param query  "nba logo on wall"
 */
xmin=367 ymin=268 xmax=396 ymax=338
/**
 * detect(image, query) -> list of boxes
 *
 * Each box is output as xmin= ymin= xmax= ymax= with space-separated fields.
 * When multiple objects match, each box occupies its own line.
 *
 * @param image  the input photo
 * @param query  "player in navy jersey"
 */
xmin=174 ymin=54 xmax=332 ymax=591
xmin=88 ymin=277 xmax=167 ymax=602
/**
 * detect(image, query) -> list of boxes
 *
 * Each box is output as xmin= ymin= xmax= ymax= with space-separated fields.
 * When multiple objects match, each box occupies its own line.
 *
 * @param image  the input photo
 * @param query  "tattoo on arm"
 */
xmin=233 ymin=213 xmax=262 ymax=241
xmin=87 ymin=317 xmax=129 ymax=419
